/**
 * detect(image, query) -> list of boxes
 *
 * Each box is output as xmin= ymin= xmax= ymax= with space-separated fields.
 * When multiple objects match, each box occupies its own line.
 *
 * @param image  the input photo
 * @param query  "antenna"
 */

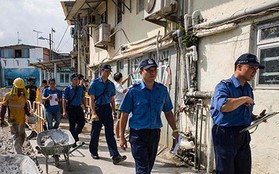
xmin=33 ymin=29 xmax=43 ymax=46
xmin=17 ymin=32 xmax=22 ymax=44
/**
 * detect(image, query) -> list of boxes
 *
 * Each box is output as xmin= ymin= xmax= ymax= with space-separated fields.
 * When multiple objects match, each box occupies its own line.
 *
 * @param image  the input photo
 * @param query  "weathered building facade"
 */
xmin=61 ymin=0 xmax=279 ymax=173
xmin=0 ymin=44 xmax=43 ymax=87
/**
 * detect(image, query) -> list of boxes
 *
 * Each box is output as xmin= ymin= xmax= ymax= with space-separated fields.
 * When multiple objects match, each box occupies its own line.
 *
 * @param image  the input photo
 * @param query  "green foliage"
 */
xmin=179 ymin=25 xmax=198 ymax=48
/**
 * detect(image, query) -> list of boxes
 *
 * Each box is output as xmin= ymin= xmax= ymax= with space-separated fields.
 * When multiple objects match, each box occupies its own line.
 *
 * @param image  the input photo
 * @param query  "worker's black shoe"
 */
xmin=26 ymin=130 xmax=38 ymax=140
xmin=91 ymin=154 xmax=100 ymax=159
xmin=72 ymin=143 xmax=77 ymax=148
xmin=112 ymin=155 xmax=127 ymax=165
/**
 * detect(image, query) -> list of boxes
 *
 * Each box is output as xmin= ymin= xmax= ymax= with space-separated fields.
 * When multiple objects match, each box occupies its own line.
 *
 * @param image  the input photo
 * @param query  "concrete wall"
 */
xmin=198 ymin=25 xmax=252 ymax=91
xmin=89 ymin=0 xmax=164 ymax=66
xmin=193 ymin=0 xmax=271 ymax=22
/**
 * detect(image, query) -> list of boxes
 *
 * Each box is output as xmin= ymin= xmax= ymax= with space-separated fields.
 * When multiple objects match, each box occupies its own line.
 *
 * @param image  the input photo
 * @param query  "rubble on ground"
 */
xmin=0 ymin=126 xmax=42 ymax=173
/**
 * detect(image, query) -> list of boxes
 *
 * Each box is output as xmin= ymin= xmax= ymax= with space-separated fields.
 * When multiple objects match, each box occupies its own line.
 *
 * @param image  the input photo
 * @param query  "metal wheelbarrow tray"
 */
xmin=36 ymin=129 xmax=81 ymax=173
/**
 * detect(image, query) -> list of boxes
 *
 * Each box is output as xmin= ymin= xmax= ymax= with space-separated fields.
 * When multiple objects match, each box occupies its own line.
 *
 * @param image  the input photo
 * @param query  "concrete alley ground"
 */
xmin=28 ymin=118 xmax=203 ymax=174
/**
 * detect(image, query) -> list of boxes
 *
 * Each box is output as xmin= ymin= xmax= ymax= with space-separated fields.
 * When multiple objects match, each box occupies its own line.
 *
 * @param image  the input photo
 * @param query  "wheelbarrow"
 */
xmin=36 ymin=129 xmax=84 ymax=174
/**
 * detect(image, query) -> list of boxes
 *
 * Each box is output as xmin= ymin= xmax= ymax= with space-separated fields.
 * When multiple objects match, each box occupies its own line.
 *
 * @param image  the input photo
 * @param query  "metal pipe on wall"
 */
xmin=185 ymin=91 xmax=213 ymax=99
xmin=198 ymin=99 xmax=203 ymax=171
xmin=207 ymin=114 xmax=214 ymax=174
xmin=194 ymin=102 xmax=199 ymax=168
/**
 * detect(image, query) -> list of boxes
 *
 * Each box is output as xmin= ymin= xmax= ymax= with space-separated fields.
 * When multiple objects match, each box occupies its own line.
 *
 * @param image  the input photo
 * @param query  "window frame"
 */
xmin=15 ymin=49 xmax=22 ymax=58
xmin=255 ymin=21 xmax=279 ymax=89
xmin=116 ymin=0 xmax=123 ymax=24
xmin=59 ymin=73 xmax=70 ymax=84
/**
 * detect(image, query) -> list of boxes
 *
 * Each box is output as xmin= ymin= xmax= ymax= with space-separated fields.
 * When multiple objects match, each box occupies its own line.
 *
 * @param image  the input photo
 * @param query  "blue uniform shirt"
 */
xmin=88 ymin=77 xmax=116 ymax=105
xmin=119 ymin=80 xmax=173 ymax=130
xmin=62 ymin=85 xmax=85 ymax=106
xmin=210 ymin=75 xmax=254 ymax=127
xmin=42 ymin=87 xmax=61 ymax=112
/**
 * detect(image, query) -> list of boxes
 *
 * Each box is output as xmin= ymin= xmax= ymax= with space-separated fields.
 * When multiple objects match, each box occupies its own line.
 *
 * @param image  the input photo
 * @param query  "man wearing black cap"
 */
xmin=88 ymin=64 xmax=127 ymax=164
xmin=25 ymin=77 xmax=37 ymax=104
xmin=62 ymin=73 xmax=86 ymax=146
xmin=210 ymin=53 xmax=266 ymax=174
xmin=118 ymin=59 xmax=178 ymax=174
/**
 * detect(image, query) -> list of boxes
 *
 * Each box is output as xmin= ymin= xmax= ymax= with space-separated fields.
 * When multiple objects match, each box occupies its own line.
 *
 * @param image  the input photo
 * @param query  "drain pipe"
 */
xmin=194 ymin=1 xmax=279 ymax=29
xmin=185 ymin=52 xmax=191 ymax=91
xmin=176 ymin=29 xmax=187 ymax=103
xmin=198 ymin=99 xmax=203 ymax=171
xmin=194 ymin=101 xmax=200 ymax=168
xmin=185 ymin=46 xmax=197 ymax=92
xmin=185 ymin=91 xmax=213 ymax=99
xmin=207 ymin=113 xmax=214 ymax=174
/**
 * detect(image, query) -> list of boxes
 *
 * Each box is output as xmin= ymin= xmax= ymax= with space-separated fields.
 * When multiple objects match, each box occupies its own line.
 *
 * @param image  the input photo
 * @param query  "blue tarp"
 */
xmin=3 ymin=68 xmax=40 ymax=87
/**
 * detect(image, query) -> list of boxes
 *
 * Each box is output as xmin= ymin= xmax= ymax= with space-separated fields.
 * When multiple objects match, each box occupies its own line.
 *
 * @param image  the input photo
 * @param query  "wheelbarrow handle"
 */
xmin=69 ymin=142 xmax=85 ymax=154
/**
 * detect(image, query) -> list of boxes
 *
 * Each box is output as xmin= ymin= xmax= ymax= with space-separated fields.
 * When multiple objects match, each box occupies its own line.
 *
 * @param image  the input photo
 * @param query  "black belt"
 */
xmin=95 ymin=103 xmax=110 ymax=107
xmin=214 ymin=124 xmax=247 ymax=132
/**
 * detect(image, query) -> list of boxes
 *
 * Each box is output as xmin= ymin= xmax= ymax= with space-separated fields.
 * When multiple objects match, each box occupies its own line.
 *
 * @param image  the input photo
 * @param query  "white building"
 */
xmin=0 ymin=44 xmax=44 ymax=87
xmin=0 ymin=44 xmax=74 ymax=88
xmin=61 ymin=0 xmax=279 ymax=173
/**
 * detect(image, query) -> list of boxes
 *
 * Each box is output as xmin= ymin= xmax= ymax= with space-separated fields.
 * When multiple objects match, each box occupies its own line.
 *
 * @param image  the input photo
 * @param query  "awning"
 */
xmin=29 ymin=58 xmax=75 ymax=71
xmin=61 ymin=0 xmax=105 ymax=25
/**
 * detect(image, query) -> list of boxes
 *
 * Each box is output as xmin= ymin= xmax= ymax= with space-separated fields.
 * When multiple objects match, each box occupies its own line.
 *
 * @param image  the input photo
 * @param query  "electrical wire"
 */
xmin=55 ymin=25 xmax=69 ymax=52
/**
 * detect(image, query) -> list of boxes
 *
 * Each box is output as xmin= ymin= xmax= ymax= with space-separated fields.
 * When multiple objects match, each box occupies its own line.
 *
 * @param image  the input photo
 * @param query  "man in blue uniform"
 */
xmin=210 ymin=53 xmax=266 ymax=174
xmin=88 ymin=64 xmax=127 ymax=165
xmin=42 ymin=78 xmax=62 ymax=129
xmin=119 ymin=58 xmax=178 ymax=174
xmin=62 ymin=73 xmax=85 ymax=146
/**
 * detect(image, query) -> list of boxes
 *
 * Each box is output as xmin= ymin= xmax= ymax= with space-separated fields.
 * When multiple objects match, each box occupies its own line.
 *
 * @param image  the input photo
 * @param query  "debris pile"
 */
xmin=38 ymin=129 xmax=73 ymax=147
xmin=0 ymin=154 xmax=39 ymax=174
xmin=0 ymin=127 xmax=42 ymax=173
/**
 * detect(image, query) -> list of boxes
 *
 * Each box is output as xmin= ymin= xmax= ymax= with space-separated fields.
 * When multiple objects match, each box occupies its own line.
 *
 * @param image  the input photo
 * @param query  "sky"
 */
xmin=0 ymin=0 xmax=73 ymax=53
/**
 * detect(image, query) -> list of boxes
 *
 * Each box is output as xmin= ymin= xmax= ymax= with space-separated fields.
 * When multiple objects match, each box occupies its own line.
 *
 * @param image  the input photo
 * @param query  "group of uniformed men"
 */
xmin=0 ymin=54 xmax=267 ymax=174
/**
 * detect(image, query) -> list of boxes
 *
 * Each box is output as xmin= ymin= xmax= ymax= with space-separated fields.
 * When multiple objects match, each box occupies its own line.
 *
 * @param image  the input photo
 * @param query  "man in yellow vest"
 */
xmin=0 ymin=78 xmax=31 ymax=154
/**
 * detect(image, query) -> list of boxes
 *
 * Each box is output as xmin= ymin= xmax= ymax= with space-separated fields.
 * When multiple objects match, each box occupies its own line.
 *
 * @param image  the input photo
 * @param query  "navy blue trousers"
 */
xmin=212 ymin=125 xmax=251 ymax=174
xmin=67 ymin=105 xmax=85 ymax=142
xmin=89 ymin=104 xmax=119 ymax=157
xmin=129 ymin=128 xmax=160 ymax=174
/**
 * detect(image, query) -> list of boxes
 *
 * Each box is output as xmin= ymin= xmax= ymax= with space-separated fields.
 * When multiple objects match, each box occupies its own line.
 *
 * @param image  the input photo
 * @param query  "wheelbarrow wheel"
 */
xmin=54 ymin=155 xmax=60 ymax=167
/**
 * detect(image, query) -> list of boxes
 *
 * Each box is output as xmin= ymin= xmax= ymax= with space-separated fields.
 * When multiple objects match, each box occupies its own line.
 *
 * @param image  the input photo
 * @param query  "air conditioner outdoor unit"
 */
xmin=87 ymin=14 xmax=102 ymax=27
xmin=144 ymin=0 xmax=177 ymax=20
xmin=94 ymin=24 xmax=111 ymax=46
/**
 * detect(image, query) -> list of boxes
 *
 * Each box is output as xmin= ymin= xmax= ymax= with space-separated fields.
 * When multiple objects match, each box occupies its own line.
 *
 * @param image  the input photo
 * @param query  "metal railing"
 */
xmin=25 ymin=101 xmax=47 ymax=133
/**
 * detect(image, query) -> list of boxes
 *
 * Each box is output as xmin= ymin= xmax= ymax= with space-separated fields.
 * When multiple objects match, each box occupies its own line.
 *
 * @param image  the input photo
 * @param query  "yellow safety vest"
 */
xmin=2 ymin=92 xmax=27 ymax=124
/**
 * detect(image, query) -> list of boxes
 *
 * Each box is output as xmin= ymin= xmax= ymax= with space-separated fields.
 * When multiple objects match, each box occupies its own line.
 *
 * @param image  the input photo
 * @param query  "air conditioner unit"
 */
xmin=87 ymin=14 xmax=102 ymax=27
xmin=94 ymin=24 xmax=111 ymax=46
xmin=144 ymin=0 xmax=177 ymax=20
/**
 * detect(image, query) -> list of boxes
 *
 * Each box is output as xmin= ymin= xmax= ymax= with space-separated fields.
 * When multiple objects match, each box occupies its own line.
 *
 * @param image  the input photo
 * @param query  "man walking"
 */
xmin=113 ymin=72 xmax=130 ymax=139
xmin=88 ymin=64 xmax=126 ymax=164
xmin=25 ymin=77 xmax=37 ymax=104
xmin=119 ymin=59 xmax=178 ymax=174
xmin=210 ymin=53 xmax=266 ymax=174
xmin=62 ymin=74 xmax=85 ymax=146
xmin=42 ymin=78 xmax=62 ymax=129
xmin=0 ymin=78 xmax=32 ymax=154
